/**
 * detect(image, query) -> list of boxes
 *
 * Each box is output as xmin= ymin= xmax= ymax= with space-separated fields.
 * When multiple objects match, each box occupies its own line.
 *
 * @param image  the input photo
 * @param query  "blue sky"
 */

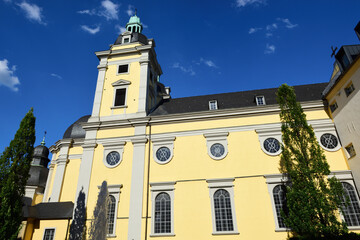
xmin=0 ymin=0 xmax=359 ymax=151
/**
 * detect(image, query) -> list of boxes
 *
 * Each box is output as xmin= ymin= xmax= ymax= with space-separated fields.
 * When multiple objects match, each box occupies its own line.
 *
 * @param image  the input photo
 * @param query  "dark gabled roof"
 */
xmin=151 ymin=83 xmax=328 ymax=116
xmin=23 ymin=201 xmax=74 ymax=220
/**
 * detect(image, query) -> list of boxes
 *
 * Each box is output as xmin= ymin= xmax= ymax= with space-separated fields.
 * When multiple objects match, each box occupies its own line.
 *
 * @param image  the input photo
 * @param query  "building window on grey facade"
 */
xmin=330 ymin=102 xmax=338 ymax=113
xmin=118 ymin=64 xmax=129 ymax=74
xmin=320 ymin=133 xmax=339 ymax=150
xmin=210 ymin=143 xmax=225 ymax=158
xmin=345 ymin=83 xmax=355 ymax=97
xmin=341 ymin=182 xmax=360 ymax=226
xmin=106 ymin=151 xmax=121 ymax=166
xmin=123 ymin=37 xmax=130 ymax=43
xmin=264 ymin=137 xmax=281 ymax=154
xmin=213 ymin=189 xmax=234 ymax=232
xmin=43 ymin=228 xmax=55 ymax=240
xmin=273 ymin=185 xmax=288 ymax=229
xmin=345 ymin=143 xmax=356 ymax=158
xmin=114 ymin=88 xmax=126 ymax=106
xmin=256 ymin=96 xmax=266 ymax=106
xmin=156 ymin=147 xmax=171 ymax=162
xmin=154 ymin=192 xmax=172 ymax=234
xmin=107 ymin=195 xmax=116 ymax=235
xmin=209 ymin=100 xmax=218 ymax=110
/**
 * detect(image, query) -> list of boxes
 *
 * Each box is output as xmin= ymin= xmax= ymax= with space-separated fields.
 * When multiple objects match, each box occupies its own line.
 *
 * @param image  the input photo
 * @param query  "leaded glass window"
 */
xmin=320 ymin=133 xmax=338 ymax=149
xmin=156 ymin=147 xmax=171 ymax=162
xmin=154 ymin=192 xmax=171 ymax=233
xmin=210 ymin=143 xmax=225 ymax=158
xmin=107 ymin=195 xmax=116 ymax=234
xmin=264 ymin=138 xmax=281 ymax=153
xmin=43 ymin=229 xmax=55 ymax=240
xmin=341 ymin=182 xmax=360 ymax=226
xmin=213 ymin=189 xmax=234 ymax=232
xmin=273 ymin=185 xmax=288 ymax=228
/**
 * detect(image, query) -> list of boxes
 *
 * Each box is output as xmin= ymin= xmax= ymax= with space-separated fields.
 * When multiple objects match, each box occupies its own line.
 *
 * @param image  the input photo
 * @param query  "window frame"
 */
xmin=256 ymin=96 xmax=266 ymax=106
xmin=152 ymin=137 xmax=175 ymax=165
xmin=345 ymin=143 xmax=356 ymax=159
xmin=111 ymin=79 xmax=131 ymax=109
xmin=42 ymin=228 xmax=56 ymax=240
xmin=329 ymin=101 xmax=338 ymax=113
xmin=207 ymin=178 xmax=239 ymax=235
xmin=344 ymin=82 xmax=355 ymax=97
xmin=204 ymin=132 xmax=229 ymax=160
xmin=256 ymin=127 xmax=282 ymax=156
xmin=209 ymin=100 xmax=218 ymax=110
xmin=117 ymin=64 xmax=129 ymax=75
xmin=150 ymin=182 xmax=176 ymax=237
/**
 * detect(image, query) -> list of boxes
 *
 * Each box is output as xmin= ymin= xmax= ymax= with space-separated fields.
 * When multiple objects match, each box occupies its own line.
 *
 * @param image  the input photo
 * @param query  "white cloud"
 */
xmin=50 ymin=73 xmax=62 ymax=79
xmin=277 ymin=18 xmax=298 ymax=29
xmin=100 ymin=0 xmax=119 ymax=20
xmin=236 ymin=0 xmax=266 ymax=7
xmin=77 ymin=9 xmax=96 ymax=15
xmin=266 ymin=23 xmax=277 ymax=31
xmin=17 ymin=2 xmax=46 ymax=25
xmin=142 ymin=23 xmax=148 ymax=29
xmin=172 ymin=63 xmax=195 ymax=76
xmin=265 ymin=32 xmax=273 ymax=38
xmin=0 ymin=59 xmax=20 ymax=92
xmin=126 ymin=5 xmax=134 ymax=16
xmin=115 ymin=25 xmax=126 ymax=34
xmin=264 ymin=44 xmax=275 ymax=54
xmin=81 ymin=25 xmax=100 ymax=34
xmin=200 ymin=58 xmax=217 ymax=68
xmin=249 ymin=27 xmax=262 ymax=34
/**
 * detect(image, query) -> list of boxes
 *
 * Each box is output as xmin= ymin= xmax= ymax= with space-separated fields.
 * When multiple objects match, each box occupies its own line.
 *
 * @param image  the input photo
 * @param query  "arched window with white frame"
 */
xmin=341 ymin=182 xmax=360 ymax=226
xmin=107 ymin=195 xmax=116 ymax=235
xmin=154 ymin=192 xmax=171 ymax=234
xmin=273 ymin=184 xmax=288 ymax=228
xmin=213 ymin=189 xmax=234 ymax=232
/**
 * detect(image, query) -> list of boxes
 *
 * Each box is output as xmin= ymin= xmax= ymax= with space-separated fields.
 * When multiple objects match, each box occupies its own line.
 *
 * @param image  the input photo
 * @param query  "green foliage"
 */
xmin=276 ymin=84 xmax=348 ymax=238
xmin=0 ymin=108 xmax=36 ymax=240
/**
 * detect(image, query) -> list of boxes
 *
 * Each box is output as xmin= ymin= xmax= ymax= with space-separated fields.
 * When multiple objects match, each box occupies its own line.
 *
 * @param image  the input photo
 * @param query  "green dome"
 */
xmin=126 ymin=13 xmax=143 ymax=33
xmin=128 ymin=15 xmax=141 ymax=24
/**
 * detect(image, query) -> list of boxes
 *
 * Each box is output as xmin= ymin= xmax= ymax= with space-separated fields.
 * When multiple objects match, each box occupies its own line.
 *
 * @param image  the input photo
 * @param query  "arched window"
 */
xmin=273 ymin=185 xmax=288 ymax=228
xmin=107 ymin=195 xmax=116 ymax=234
xmin=154 ymin=192 xmax=171 ymax=233
xmin=341 ymin=182 xmax=360 ymax=226
xmin=213 ymin=189 xmax=234 ymax=231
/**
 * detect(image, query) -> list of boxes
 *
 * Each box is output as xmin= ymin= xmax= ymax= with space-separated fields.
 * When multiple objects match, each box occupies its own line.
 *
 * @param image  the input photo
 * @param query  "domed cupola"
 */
xmin=126 ymin=11 xmax=143 ymax=33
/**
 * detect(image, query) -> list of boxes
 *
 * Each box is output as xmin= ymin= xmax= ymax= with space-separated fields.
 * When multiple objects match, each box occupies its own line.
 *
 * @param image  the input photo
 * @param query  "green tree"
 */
xmin=276 ymin=84 xmax=348 ymax=239
xmin=0 ymin=108 xmax=36 ymax=240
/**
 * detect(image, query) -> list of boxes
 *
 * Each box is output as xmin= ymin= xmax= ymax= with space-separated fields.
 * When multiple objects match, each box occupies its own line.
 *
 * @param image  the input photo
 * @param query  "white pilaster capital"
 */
xmin=82 ymin=142 xmax=98 ymax=149
xmin=56 ymin=158 xmax=69 ymax=165
xmin=97 ymin=64 xmax=108 ymax=70
xmin=131 ymin=137 xmax=148 ymax=145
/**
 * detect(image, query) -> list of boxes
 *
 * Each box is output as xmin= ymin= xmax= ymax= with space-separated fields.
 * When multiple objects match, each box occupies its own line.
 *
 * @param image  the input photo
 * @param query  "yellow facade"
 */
xmin=23 ymin=17 xmax=360 ymax=240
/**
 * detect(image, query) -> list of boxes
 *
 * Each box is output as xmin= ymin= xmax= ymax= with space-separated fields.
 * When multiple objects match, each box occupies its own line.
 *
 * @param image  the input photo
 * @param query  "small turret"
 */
xmin=126 ymin=11 xmax=143 ymax=33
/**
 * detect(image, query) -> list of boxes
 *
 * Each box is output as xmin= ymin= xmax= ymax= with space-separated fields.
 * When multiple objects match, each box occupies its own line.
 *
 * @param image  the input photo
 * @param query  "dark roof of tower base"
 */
xmin=63 ymin=115 xmax=91 ymax=139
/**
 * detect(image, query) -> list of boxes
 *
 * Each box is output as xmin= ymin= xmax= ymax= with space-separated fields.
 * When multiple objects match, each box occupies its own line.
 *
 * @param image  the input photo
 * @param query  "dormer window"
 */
xmin=256 ymin=96 xmax=266 ymax=106
xmin=123 ymin=37 xmax=130 ymax=44
xmin=209 ymin=100 xmax=218 ymax=110
xmin=118 ymin=65 xmax=129 ymax=74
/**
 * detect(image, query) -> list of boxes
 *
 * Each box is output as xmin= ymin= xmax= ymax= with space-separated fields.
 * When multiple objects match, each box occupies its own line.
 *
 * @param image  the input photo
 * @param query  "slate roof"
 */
xmin=151 ymin=82 xmax=328 ymax=116
xmin=63 ymin=115 xmax=91 ymax=139
xmin=23 ymin=201 xmax=74 ymax=220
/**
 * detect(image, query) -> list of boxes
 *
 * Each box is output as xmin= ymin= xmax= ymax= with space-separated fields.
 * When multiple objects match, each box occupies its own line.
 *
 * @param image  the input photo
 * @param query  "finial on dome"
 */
xmin=41 ymin=131 xmax=47 ymax=146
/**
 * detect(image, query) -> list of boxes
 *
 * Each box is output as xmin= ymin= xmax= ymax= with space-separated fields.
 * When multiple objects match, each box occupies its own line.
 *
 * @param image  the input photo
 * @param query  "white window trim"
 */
xmin=256 ymin=95 xmax=266 ymax=106
xmin=116 ymin=64 xmax=130 ymax=75
xmin=122 ymin=36 xmax=131 ymax=44
xmin=111 ymin=80 xmax=131 ymax=109
xmin=312 ymin=122 xmax=341 ymax=152
xmin=209 ymin=100 xmax=218 ymax=110
xmin=42 ymin=227 xmax=56 ymax=240
xmin=204 ymin=132 xmax=229 ymax=160
xmin=102 ymin=141 xmax=126 ymax=168
xmin=97 ymin=184 xmax=122 ymax=237
xmin=264 ymin=174 xmax=289 ymax=231
xmin=150 ymin=181 xmax=176 ymax=237
xmin=256 ymin=127 xmax=282 ymax=156
xmin=207 ymin=178 xmax=239 ymax=235
xmin=152 ymin=137 xmax=175 ymax=165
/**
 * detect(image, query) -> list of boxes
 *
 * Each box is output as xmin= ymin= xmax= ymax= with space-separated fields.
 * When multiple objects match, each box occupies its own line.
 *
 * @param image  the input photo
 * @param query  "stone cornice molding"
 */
xmin=150 ymin=181 xmax=176 ymax=191
xmin=56 ymin=158 xmax=69 ymax=165
xmin=82 ymin=142 xmax=98 ymax=149
xmin=102 ymin=141 xmax=126 ymax=148
xmin=131 ymin=137 xmax=148 ymax=145
xmin=206 ymin=178 xmax=235 ymax=188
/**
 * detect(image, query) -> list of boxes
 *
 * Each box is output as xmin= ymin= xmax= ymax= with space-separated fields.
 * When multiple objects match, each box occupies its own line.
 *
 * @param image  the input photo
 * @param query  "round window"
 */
xmin=320 ymin=133 xmax=338 ymax=149
xmin=210 ymin=143 xmax=225 ymax=158
xmin=156 ymin=147 xmax=171 ymax=162
xmin=106 ymin=151 xmax=120 ymax=166
xmin=264 ymin=138 xmax=281 ymax=153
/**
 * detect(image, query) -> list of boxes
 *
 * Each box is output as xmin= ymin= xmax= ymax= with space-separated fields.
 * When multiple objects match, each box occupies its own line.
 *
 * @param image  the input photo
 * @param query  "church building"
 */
xmin=21 ymin=15 xmax=360 ymax=240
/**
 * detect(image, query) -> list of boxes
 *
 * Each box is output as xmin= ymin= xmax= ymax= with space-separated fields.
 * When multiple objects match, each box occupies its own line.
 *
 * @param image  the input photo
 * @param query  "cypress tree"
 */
xmin=0 ymin=108 xmax=36 ymax=240
xmin=276 ymin=84 xmax=348 ymax=239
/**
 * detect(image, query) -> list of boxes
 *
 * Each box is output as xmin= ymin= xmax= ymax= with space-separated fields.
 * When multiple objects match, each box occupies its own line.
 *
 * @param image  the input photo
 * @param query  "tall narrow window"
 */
xmin=43 ymin=228 xmax=55 ymax=240
xmin=213 ymin=189 xmax=234 ymax=232
xmin=114 ymin=88 xmax=126 ymax=106
xmin=107 ymin=195 xmax=116 ymax=235
xmin=341 ymin=182 xmax=360 ymax=226
xmin=154 ymin=192 xmax=171 ymax=234
xmin=273 ymin=185 xmax=288 ymax=228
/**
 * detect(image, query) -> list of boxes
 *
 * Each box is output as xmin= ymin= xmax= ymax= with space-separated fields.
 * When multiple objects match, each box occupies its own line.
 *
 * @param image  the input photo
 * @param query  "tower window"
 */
xmin=345 ymin=83 xmax=355 ymax=97
xmin=209 ymin=100 xmax=218 ymax=110
xmin=330 ymin=102 xmax=338 ymax=113
xmin=256 ymin=96 xmax=266 ymax=105
xmin=118 ymin=64 xmax=129 ymax=74
xmin=114 ymin=88 xmax=126 ymax=106
xmin=123 ymin=37 xmax=130 ymax=43
xmin=345 ymin=143 xmax=356 ymax=158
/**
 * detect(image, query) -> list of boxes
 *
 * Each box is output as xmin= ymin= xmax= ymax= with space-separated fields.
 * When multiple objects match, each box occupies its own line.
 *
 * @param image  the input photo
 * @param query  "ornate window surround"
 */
xmin=152 ymin=137 xmax=175 ymax=165
xmin=204 ymin=132 xmax=229 ymax=160
xmin=207 ymin=178 xmax=239 ymax=235
xmin=311 ymin=121 xmax=341 ymax=152
xmin=150 ymin=181 xmax=176 ymax=236
xmin=111 ymin=80 xmax=131 ymax=109
xmin=256 ymin=127 xmax=282 ymax=156
xmin=102 ymin=141 xmax=126 ymax=168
